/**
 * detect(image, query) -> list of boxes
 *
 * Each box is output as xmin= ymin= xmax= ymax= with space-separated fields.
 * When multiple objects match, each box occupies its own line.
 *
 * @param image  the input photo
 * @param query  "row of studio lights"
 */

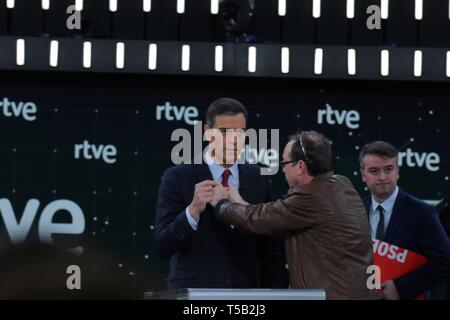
xmin=13 ymin=39 xmax=450 ymax=77
xmin=3 ymin=0 xmax=450 ymax=20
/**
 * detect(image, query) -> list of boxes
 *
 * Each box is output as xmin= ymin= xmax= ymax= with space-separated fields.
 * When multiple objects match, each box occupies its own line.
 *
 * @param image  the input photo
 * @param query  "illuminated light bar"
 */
xmin=16 ymin=39 xmax=25 ymax=66
xmin=75 ymin=0 xmax=84 ymax=11
xmin=6 ymin=0 xmax=15 ymax=9
xmin=214 ymin=45 xmax=223 ymax=72
xmin=109 ymin=0 xmax=117 ymax=12
xmin=281 ymin=47 xmax=289 ymax=74
xmin=314 ymin=48 xmax=323 ymax=75
xmin=49 ymin=40 xmax=59 ymax=67
xmin=248 ymin=46 xmax=256 ymax=73
xmin=381 ymin=0 xmax=389 ymax=19
xmin=312 ymin=0 xmax=321 ymax=18
xmin=446 ymin=51 xmax=450 ymax=77
xmin=381 ymin=49 xmax=389 ymax=76
xmin=347 ymin=49 xmax=356 ymax=75
xmin=278 ymin=0 xmax=286 ymax=16
xmin=210 ymin=0 xmax=218 ymax=15
xmin=42 ymin=0 xmax=50 ymax=10
xmin=177 ymin=0 xmax=185 ymax=14
xmin=148 ymin=43 xmax=157 ymax=70
xmin=346 ymin=0 xmax=354 ymax=19
xmin=181 ymin=44 xmax=190 ymax=71
xmin=143 ymin=0 xmax=151 ymax=12
xmin=116 ymin=42 xmax=125 ymax=69
xmin=83 ymin=41 xmax=92 ymax=69
xmin=413 ymin=50 xmax=422 ymax=77
xmin=415 ymin=0 xmax=423 ymax=20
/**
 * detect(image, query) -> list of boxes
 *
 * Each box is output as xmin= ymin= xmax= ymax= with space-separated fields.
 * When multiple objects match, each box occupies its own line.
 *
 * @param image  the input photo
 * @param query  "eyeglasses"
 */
xmin=280 ymin=160 xmax=298 ymax=168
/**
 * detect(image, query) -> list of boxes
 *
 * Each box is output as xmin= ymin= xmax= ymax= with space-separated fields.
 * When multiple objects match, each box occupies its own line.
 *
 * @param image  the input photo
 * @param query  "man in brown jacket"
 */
xmin=210 ymin=131 xmax=381 ymax=299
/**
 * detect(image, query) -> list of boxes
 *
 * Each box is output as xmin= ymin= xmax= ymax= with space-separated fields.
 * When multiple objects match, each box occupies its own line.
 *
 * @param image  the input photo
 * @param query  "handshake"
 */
xmin=188 ymin=180 xmax=248 ymax=221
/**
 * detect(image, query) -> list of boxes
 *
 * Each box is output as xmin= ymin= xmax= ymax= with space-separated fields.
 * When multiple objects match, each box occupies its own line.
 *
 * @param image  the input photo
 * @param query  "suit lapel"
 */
xmin=363 ymin=196 xmax=371 ymax=221
xmin=192 ymin=152 xmax=213 ymax=183
xmin=193 ymin=162 xmax=213 ymax=183
xmin=383 ymin=189 xmax=406 ymax=243
xmin=237 ymin=164 xmax=250 ymax=202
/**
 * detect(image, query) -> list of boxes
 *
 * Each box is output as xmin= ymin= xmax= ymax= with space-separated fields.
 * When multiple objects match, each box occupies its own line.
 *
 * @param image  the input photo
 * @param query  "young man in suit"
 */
xmin=154 ymin=97 xmax=287 ymax=289
xmin=359 ymin=140 xmax=450 ymax=299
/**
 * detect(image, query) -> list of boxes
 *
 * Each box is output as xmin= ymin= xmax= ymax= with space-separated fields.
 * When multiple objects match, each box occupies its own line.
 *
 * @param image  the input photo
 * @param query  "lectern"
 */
xmin=144 ymin=288 xmax=326 ymax=300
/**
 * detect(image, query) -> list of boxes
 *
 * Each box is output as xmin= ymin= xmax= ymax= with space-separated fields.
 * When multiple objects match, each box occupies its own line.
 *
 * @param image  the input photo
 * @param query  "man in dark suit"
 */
xmin=154 ymin=97 xmax=287 ymax=289
xmin=360 ymin=140 xmax=450 ymax=300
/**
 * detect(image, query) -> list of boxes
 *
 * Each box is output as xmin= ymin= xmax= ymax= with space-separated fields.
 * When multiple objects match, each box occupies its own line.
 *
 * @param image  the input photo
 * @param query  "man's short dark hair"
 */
xmin=289 ymin=131 xmax=332 ymax=176
xmin=359 ymin=141 xmax=398 ymax=169
xmin=205 ymin=97 xmax=248 ymax=127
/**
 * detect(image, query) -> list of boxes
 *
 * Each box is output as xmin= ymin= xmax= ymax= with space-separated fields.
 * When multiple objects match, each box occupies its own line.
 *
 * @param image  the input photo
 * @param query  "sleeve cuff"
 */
xmin=213 ymin=199 xmax=230 ymax=219
xmin=185 ymin=207 xmax=199 ymax=230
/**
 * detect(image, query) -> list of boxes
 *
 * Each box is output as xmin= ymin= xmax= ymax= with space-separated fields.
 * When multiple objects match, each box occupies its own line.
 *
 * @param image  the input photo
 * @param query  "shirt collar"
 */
xmin=371 ymin=185 xmax=399 ymax=214
xmin=204 ymin=150 xmax=239 ymax=182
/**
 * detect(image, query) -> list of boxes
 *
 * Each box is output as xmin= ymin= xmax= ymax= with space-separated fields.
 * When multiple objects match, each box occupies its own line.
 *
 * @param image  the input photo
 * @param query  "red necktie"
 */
xmin=221 ymin=169 xmax=231 ymax=187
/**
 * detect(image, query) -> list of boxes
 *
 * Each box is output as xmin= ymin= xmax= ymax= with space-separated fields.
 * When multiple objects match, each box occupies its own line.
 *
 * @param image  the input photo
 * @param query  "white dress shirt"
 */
xmin=185 ymin=151 xmax=239 ymax=230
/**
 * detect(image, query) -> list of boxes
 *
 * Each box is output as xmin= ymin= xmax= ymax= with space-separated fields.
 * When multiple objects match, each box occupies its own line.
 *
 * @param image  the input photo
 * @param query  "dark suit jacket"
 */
xmin=364 ymin=188 xmax=450 ymax=299
xmin=154 ymin=162 xmax=288 ymax=289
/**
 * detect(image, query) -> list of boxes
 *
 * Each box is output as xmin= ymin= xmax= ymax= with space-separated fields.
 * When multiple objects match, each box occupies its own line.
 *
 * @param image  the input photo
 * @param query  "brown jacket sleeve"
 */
xmin=215 ymin=189 xmax=325 ymax=235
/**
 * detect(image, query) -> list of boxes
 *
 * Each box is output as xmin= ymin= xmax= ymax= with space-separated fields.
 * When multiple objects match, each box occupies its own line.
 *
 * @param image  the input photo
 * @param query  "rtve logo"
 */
xmin=0 ymin=97 xmax=37 ymax=122
xmin=398 ymin=148 xmax=440 ymax=172
xmin=156 ymin=101 xmax=199 ymax=125
xmin=74 ymin=140 xmax=118 ymax=164
xmin=317 ymin=103 xmax=360 ymax=129
xmin=238 ymin=145 xmax=279 ymax=174
xmin=0 ymin=198 xmax=85 ymax=254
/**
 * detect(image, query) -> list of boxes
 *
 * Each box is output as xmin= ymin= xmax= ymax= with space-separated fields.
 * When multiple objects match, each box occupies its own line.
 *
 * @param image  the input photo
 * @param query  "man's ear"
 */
xmin=298 ymin=160 xmax=306 ymax=175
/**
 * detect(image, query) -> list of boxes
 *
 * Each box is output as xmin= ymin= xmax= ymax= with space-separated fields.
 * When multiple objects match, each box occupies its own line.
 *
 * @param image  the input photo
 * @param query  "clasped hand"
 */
xmin=188 ymin=180 xmax=246 ymax=220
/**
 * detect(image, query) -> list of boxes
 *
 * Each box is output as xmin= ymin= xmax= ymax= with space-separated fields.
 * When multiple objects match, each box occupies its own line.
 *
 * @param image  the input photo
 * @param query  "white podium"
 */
xmin=144 ymin=288 xmax=326 ymax=300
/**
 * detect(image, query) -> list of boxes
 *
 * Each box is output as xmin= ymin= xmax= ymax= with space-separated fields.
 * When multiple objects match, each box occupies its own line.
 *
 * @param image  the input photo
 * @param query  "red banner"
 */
xmin=372 ymin=239 xmax=428 ymax=300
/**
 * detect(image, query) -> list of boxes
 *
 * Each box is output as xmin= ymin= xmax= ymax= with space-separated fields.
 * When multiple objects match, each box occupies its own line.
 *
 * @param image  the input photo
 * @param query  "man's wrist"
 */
xmin=188 ymin=205 xmax=200 ymax=220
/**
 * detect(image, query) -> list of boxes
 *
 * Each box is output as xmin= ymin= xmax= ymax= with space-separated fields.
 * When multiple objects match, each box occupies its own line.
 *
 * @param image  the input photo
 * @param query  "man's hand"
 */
xmin=209 ymin=184 xmax=229 ymax=207
xmin=188 ymin=180 xmax=218 ymax=220
xmin=382 ymin=280 xmax=400 ymax=300
xmin=228 ymin=187 xmax=249 ymax=205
